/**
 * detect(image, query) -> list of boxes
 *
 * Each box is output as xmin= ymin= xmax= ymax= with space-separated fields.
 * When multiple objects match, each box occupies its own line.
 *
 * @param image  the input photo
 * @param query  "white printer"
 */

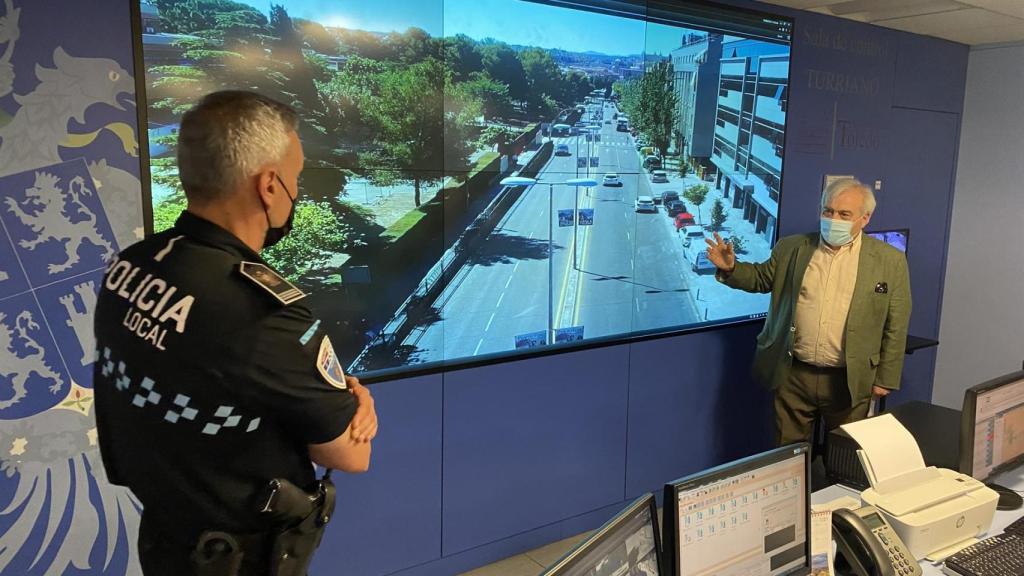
xmin=840 ymin=414 xmax=998 ymax=561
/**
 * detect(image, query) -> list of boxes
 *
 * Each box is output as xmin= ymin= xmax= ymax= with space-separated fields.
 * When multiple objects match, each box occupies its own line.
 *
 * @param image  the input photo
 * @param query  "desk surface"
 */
xmin=814 ymin=466 xmax=1024 ymax=575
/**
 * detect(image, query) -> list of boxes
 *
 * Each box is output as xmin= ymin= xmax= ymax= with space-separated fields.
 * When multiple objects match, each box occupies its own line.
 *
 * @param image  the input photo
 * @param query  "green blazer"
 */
xmin=722 ymin=233 xmax=912 ymax=404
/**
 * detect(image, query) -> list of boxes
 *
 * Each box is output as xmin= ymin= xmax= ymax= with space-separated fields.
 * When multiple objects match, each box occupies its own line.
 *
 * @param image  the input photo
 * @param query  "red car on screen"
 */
xmin=674 ymin=213 xmax=696 ymax=230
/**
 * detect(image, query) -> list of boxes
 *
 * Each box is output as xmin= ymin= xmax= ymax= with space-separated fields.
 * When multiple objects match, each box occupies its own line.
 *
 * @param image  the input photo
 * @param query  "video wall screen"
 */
xmin=137 ymin=0 xmax=793 ymax=379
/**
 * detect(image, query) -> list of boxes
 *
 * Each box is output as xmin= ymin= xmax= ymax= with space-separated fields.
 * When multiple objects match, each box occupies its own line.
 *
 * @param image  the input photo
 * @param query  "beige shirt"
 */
xmin=792 ymin=232 xmax=862 ymax=367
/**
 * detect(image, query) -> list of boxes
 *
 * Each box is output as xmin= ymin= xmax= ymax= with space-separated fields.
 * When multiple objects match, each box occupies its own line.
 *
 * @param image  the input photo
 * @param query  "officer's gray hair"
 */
xmin=177 ymin=90 xmax=299 ymax=202
xmin=821 ymin=178 xmax=876 ymax=216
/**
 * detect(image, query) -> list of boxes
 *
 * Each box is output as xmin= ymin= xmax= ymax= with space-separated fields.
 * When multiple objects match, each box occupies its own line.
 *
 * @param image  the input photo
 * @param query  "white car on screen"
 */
xmin=650 ymin=170 xmax=669 ymax=183
xmin=635 ymin=196 xmax=656 ymax=213
xmin=681 ymin=225 xmax=706 ymax=248
xmin=602 ymin=173 xmax=622 ymax=186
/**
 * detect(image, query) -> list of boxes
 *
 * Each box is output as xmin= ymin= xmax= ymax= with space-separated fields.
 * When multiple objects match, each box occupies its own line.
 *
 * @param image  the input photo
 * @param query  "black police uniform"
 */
xmin=93 ymin=211 xmax=356 ymax=575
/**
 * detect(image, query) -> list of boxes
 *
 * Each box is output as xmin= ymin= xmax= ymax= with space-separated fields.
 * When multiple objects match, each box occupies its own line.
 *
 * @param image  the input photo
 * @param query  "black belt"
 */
xmin=792 ymin=356 xmax=846 ymax=372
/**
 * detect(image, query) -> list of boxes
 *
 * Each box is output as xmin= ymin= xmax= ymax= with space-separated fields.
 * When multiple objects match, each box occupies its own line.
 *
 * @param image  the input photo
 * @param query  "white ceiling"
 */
xmin=758 ymin=0 xmax=1024 ymax=45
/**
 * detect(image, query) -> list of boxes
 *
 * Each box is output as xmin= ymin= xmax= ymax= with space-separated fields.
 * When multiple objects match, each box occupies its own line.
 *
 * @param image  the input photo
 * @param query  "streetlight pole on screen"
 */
xmin=501 ymin=176 xmax=596 ymax=342
xmin=574 ymin=181 xmax=579 ymax=271
xmin=589 ymin=126 xmax=598 ymax=178
xmin=501 ymin=176 xmax=554 ymax=344
xmin=575 ymin=133 xmax=580 ymax=178
xmin=548 ymin=182 xmax=554 ymax=343
xmin=566 ymin=178 xmax=598 ymax=271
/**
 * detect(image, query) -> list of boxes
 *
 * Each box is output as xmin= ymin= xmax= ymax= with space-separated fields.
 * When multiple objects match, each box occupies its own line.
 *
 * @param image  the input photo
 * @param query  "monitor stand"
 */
xmin=987 ymin=482 xmax=1023 ymax=511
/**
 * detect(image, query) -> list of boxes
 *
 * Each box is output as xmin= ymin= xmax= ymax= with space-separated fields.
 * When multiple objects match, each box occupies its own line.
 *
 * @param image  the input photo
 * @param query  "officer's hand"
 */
xmin=347 ymin=377 xmax=378 ymax=443
xmin=704 ymin=232 xmax=736 ymax=272
xmin=872 ymin=385 xmax=892 ymax=397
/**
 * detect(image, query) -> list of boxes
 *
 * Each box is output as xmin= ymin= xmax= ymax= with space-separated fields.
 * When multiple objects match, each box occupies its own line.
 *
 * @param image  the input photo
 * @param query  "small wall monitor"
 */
xmin=865 ymin=228 xmax=909 ymax=255
xmin=960 ymin=370 xmax=1024 ymax=509
xmin=540 ymin=493 xmax=661 ymax=576
xmin=662 ymin=444 xmax=811 ymax=576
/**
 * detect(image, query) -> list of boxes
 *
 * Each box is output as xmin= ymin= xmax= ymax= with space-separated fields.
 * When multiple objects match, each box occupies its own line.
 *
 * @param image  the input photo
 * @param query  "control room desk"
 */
xmin=813 ymin=465 xmax=1024 ymax=575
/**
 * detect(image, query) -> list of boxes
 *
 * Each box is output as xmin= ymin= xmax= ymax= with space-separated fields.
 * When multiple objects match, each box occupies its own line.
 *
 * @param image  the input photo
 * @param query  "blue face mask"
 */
xmin=820 ymin=217 xmax=854 ymax=246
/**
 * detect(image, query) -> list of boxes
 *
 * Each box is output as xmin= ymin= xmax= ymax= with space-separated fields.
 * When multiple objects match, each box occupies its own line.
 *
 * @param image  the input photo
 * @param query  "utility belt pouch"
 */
xmin=190 ymin=531 xmax=244 ymax=576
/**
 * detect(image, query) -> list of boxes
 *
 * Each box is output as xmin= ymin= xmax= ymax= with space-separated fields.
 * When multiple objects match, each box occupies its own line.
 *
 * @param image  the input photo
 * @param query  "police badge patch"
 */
xmin=239 ymin=262 xmax=305 ymax=305
xmin=317 ymin=336 xmax=348 ymax=390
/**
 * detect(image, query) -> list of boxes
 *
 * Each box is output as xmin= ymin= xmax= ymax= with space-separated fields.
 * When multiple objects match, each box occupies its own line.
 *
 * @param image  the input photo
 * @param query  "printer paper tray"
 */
xmin=875 ymin=476 xmax=978 ymax=516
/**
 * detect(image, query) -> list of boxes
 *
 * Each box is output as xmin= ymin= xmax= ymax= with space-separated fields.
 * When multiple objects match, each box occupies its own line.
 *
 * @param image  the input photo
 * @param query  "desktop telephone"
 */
xmin=833 ymin=506 xmax=922 ymax=576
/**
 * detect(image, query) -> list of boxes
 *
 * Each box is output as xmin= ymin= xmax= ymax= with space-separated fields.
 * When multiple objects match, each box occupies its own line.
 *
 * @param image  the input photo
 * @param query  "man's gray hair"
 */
xmin=177 ymin=90 xmax=299 ymax=202
xmin=821 ymin=178 xmax=876 ymax=215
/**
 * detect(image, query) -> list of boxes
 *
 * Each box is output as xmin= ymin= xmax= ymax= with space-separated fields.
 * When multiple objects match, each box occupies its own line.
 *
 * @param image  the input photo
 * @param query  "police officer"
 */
xmin=93 ymin=91 xmax=377 ymax=575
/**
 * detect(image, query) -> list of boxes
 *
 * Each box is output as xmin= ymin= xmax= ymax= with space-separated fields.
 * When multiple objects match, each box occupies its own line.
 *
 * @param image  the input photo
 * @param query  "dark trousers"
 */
xmin=774 ymin=358 xmax=870 ymax=447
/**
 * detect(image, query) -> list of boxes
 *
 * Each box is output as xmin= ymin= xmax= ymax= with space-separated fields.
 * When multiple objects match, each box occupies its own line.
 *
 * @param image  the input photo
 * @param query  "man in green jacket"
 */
xmin=705 ymin=178 xmax=911 ymax=445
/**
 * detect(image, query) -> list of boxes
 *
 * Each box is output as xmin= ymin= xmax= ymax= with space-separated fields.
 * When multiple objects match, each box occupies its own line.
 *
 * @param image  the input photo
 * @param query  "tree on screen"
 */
xmin=613 ymin=61 xmax=678 ymax=156
xmin=615 ymin=78 xmax=648 ymax=136
xmin=316 ymin=56 xmax=383 ymax=153
xmin=614 ymin=60 xmax=679 ymax=154
xmin=460 ymin=72 xmax=514 ymax=120
xmin=360 ymin=58 xmax=476 ymax=206
xmin=269 ymin=5 xmax=318 ymax=113
xmin=683 ymin=183 xmax=710 ymax=226
xmin=147 ymin=3 xmax=318 ymax=119
xmin=613 ymin=81 xmax=634 ymax=113
xmin=643 ymin=61 xmax=678 ymax=156
xmin=153 ymin=0 xmax=262 ymax=35
xmin=728 ymin=234 xmax=747 ymax=255
xmin=444 ymin=34 xmax=484 ymax=82
xmin=152 ymin=188 xmax=187 ymax=233
xmin=261 ymin=201 xmax=353 ymax=278
xmin=477 ymin=125 xmax=518 ymax=152
xmin=711 ymin=198 xmax=728 ymax=231
xmin=564 ymin=71 xmax=596 ymax=106
xmin=443 ymin=81 xmax=482 ymax=172
xmin=337 ymin=28 xmax=394 ymax=61
xmin=293 ymin=18 xmax=341 ymax=56
xmin=387 ymin=27 xmax=442 ymax=64
xmin=521 ymin=48 xmax=564 ymax=117
xmin=480 ymin=42 xmax=528 ymax=104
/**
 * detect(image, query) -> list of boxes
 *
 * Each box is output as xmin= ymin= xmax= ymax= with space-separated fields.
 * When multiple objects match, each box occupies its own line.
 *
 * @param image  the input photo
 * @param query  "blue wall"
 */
xmin=0 ymin=1 xmax=968 ymax=575
xmin=315 ymin=3 xmax=969 ymax=576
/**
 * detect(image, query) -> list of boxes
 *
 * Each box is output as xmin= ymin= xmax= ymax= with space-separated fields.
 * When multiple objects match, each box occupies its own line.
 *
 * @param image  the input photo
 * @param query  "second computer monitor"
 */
xmin=540 ymin=492 xmax=661 ymax=576
xmin=662 ymin=444 xmax=811 ymax=576
xmin=960 ymin=370 xmax=1024 ymax=481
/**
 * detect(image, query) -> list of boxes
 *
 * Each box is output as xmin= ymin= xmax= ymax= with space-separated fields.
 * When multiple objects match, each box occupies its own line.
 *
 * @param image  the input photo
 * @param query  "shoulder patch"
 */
xmin=317 ymin=336 xmax=348 ymax=390
xmin=239 ymin=262 xmax=305 ymax=305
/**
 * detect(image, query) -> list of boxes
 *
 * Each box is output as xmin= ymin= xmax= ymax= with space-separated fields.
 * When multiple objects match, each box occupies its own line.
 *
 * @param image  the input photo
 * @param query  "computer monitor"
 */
xmin=960 ymin=370 xmax=1024 ymax=481
xmin=540 ymin=493 xmax=661 ymax=576
xmin=865 ymin=228 xmax=909 ymax=255
xmin=662 ymin=444 xmax=811 ymax=576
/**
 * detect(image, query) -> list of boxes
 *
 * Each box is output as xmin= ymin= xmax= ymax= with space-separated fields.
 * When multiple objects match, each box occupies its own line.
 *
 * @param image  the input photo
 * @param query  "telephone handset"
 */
xmin=832 ymin=506 xmax=922 ymax=576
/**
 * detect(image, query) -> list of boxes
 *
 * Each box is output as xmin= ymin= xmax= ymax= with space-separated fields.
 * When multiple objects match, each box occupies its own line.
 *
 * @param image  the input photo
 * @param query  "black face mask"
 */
xmin=263 ymin=174 xmax=296 ymax=249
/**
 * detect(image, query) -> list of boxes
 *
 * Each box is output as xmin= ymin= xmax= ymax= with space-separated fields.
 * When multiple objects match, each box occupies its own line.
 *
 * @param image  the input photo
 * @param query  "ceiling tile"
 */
xmin=839 ymin=2 xmax=969 ymax=22
xmin=940 ymin=21 xmax=1024 ymax=44
xmin=758 ymin=0 xmax=1024 ymax=45
xmin=826 ymin=0 xmax=960 ymax=16
xmin=875 ymin=7 xmax=1016 ymax=33
xmin=956 ymin=0 xmax=1024 ymax=19
xmin=808 ymin=8 xmax=870 ymax=21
